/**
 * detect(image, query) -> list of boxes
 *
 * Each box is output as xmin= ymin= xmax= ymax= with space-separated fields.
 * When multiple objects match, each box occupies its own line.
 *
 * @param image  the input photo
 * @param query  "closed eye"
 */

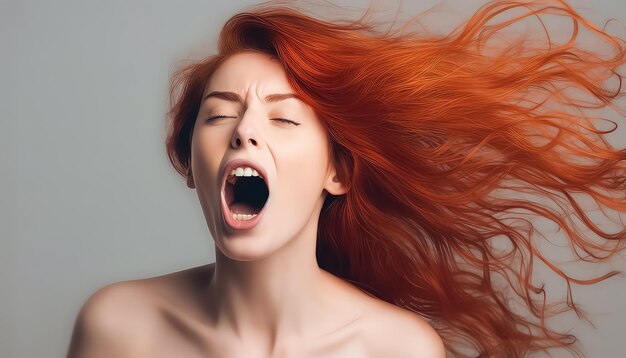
xmin=272 ymin=118 xmax=300 ymax=126
xmin=206 ymin=115 xmax=300 ymax=126
xmin=206 ymin=115 xmax=233 ymax=122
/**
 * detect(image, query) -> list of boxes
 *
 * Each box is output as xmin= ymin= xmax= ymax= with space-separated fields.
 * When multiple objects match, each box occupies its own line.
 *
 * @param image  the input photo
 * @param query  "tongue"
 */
xmin=229 ymin=202 xmax=259 ymax=215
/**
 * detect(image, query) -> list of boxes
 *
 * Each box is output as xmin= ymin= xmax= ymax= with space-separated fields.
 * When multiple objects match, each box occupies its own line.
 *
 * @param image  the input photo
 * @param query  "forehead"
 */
xmin=205 ymin=51 xmax=293 ymax=94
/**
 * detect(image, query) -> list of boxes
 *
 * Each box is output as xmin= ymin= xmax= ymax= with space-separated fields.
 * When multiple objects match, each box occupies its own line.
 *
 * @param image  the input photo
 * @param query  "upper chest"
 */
xmin=144 ymin=302 xmax=378 ymax=358
xmin=139 ymin=267 xmax=397 ymax=358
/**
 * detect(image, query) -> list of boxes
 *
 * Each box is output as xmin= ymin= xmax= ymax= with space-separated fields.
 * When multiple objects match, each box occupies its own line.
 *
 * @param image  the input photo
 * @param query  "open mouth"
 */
xmin=224 ymin=171 xmax=270 ymax=220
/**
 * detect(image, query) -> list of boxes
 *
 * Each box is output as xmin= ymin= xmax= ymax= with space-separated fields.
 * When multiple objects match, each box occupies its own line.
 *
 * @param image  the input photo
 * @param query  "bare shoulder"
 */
xmin=67 ymin=264 xmax=214 ymax=357
xmin=67 ymin=280 xmax=161 ymax=357
xmin=360 ymin=299 xmax=446 ymax=358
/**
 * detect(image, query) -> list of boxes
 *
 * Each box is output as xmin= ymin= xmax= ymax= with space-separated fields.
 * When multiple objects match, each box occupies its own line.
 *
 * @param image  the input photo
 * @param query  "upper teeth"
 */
xmin=226 ymin=166 xmax=262 ymax=185
xmin=231 ymin=166 xmax=261 ymax=177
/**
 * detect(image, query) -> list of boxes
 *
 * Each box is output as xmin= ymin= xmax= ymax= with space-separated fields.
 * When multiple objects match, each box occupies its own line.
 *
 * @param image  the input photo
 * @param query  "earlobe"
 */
xmin=187 ymin=167 xmax=195 ymax=189
xmin=325 ymin=173 xmax=349 ymax=196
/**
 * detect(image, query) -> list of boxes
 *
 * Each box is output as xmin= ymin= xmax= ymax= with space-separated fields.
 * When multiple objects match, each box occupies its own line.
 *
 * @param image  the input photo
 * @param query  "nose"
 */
xmin=230 ymin=113 xmax=263 ymax=150
xmin=232 ymin=136 xmax=257 ymax=147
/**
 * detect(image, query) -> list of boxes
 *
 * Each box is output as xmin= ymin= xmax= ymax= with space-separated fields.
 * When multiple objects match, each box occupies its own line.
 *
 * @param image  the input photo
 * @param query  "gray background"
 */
xmin=2 ymin=0 xmax=625 ymax=357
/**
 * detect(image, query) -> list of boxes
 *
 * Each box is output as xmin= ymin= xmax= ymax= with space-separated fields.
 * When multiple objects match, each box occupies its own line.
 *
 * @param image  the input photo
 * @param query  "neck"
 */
xmin=205 ymin=195 xmax=336 ymax=349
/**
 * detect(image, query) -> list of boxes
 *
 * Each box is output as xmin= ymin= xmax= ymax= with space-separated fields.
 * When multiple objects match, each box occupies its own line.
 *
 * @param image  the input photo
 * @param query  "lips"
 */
xmin=219 ymin=158 xmax=271 ymax=230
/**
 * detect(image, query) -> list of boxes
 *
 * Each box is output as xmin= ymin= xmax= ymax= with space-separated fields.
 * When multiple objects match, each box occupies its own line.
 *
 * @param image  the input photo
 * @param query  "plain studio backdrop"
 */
xmin=2 ymin=0 xmax=626 ymax=357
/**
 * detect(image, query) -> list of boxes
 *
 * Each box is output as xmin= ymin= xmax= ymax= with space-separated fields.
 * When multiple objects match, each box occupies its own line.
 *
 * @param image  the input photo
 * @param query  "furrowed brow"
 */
xmin=201 ymin=91 xmax=302 ymax=104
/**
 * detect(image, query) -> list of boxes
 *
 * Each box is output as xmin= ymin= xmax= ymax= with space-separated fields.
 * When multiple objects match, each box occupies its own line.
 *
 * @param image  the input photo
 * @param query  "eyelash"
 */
xmin=206 ymin=115 xmax=300 ymax=126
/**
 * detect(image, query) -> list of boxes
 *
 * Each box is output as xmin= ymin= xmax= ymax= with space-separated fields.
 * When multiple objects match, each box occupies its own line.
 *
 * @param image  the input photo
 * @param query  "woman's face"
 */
xmin=189 ymin=51 xmax=344 ymax=260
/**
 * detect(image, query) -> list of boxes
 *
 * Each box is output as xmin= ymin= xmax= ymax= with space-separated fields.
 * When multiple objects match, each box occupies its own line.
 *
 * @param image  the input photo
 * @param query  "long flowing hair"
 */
xmin=165 ymin=1 xmax=626 ymax=356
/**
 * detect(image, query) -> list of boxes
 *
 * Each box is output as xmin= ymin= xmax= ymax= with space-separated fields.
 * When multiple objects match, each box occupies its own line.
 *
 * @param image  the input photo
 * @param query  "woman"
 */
xmin=68 ymin=0 xmax=626 ymax=357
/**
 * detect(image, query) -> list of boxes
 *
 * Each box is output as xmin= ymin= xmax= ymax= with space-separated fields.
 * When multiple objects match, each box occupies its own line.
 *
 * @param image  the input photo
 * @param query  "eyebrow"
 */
xmin=201 ymin=91 xmax=302 ymax=104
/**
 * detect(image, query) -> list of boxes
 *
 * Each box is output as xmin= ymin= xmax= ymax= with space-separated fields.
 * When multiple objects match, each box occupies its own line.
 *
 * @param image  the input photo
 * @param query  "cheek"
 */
xmin=200 ymin=126 xmax=231 ymax=152
xmin=275 ymin=136 xmax=328 ymax=200
xmin=193 ymin=130 xmax=229 ymax=181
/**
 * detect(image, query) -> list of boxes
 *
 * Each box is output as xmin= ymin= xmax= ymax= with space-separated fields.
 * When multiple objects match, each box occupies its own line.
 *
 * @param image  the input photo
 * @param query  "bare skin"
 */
xmin=68 ymin=51 xmax=446 ymax=357
xmin=68 ymin=263 xmax=445 ymax=357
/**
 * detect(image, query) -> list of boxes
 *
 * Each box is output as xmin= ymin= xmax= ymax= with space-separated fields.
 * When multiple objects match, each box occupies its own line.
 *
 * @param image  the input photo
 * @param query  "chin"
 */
xmin=215 ymin=232 xmax=282 ymax=262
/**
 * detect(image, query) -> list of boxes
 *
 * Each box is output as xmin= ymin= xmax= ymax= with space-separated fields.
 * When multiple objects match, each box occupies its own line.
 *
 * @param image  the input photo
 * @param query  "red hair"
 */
xmin=165 ymin=1 xmax=626 ymax=356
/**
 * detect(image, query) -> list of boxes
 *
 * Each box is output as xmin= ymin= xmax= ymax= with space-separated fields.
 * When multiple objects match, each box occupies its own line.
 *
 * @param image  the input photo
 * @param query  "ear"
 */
xmin=186 ymin=166 xmax=195 ymax=189
xmin=324 ymin=165 xmax=349 ymax=196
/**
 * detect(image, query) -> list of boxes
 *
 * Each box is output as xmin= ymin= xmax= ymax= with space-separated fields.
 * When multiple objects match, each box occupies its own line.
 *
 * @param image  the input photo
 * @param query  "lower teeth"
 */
xmin=232 ymin=212 xmax=257 ymax=221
